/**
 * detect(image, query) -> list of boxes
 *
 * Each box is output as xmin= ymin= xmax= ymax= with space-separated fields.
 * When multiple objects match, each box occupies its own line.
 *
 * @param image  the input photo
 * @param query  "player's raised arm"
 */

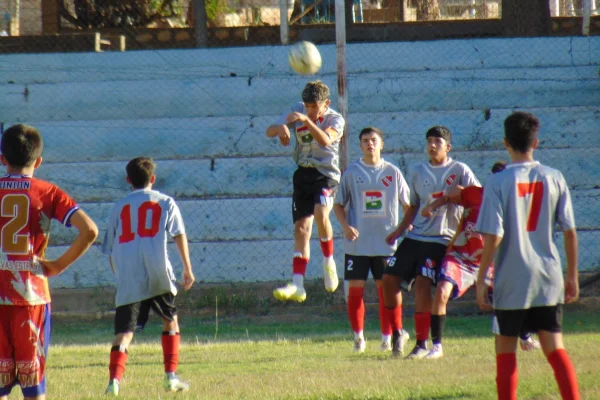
xmin=41 ymin=209 xmax=98 ymax=277
xmin=266 ymin=124 xmax=291 ymax=146
xmin=174 ymin=233 xmax=195 ymax=291
xmin=421 ymin=185 xmax=464 ymax=218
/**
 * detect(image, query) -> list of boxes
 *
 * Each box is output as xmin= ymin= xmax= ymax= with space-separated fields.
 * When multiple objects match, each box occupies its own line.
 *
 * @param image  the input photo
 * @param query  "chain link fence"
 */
xmin=0 ymin=1 xmax=599 ymax=300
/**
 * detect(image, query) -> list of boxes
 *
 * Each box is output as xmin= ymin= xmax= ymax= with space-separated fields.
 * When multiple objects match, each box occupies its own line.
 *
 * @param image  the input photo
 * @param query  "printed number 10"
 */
xmin=517 ymin=182 xmax=544 ymax=232
xmin=119 ymin=202 xmax=162 ymax=243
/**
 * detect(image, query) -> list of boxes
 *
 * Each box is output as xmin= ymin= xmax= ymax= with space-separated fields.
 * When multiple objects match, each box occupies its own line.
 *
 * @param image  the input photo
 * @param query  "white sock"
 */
xmin=292 ymin=274 xmax=304 ymax=288
xmin=354 ymin=331 xmax=364 ymax=340
xmin=382 ymin=334 xmax=391 ymax=343
xmin=323 ymin=255 xmax=333 ymax=264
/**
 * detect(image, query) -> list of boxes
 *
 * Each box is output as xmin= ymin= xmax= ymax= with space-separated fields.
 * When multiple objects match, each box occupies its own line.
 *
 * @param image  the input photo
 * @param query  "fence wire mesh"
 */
xmin=0 ymin=1 xmax=599 ymax=294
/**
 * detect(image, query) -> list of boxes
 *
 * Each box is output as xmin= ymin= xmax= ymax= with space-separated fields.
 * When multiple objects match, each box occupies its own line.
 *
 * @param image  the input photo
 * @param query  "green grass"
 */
xmin=6 ymin=308 xmax=600 ymax=399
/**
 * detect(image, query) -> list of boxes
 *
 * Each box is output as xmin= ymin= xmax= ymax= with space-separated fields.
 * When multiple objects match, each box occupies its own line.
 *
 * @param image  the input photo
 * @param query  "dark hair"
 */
xmin=504 ymin=112 xmax=539 ymax=153
xmin=302 ymin=80 xmax=329 ymax=103
xmin=126 ymin=157 xmax=156 ymax=189
xmin=359 ymin=126 xmax=383 ymax=141
xmin=491 ymin=161 xmax=507 ymax=174
xmin=425 ymin=126 xmax=452 ymax=143
xmin=0 ymin=124 xmax=43 ymax=168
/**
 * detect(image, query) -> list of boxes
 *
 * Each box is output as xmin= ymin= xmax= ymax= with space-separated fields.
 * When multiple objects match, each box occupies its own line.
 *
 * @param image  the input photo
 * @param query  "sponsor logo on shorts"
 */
xmin=381 ymin=175 xmax=392 ymax=187
xmin=445 ymin=174 xmax=456 ymax=186
xmin=16 ymin=360 xmax=40 ymax=388
xmin=425 ymin=258 xmax=435 ymax=269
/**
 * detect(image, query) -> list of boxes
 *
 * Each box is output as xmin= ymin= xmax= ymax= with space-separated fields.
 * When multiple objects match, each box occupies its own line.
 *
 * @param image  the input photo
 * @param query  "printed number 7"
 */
xmin=517 ymin=182 xmax=544 ymax=232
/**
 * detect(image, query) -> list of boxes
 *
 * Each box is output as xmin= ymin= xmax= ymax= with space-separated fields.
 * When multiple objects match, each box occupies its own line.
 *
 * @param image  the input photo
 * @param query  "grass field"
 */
xmin=6 ymin=304 xmax=600 ymax=400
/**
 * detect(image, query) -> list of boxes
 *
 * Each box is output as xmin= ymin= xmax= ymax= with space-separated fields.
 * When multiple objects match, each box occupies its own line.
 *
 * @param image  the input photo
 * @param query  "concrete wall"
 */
xmin=0 ymin=36 xmax=599 ymax=288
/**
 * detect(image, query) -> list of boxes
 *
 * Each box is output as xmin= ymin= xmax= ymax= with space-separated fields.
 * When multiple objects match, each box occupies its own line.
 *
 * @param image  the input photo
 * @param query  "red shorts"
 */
xmin=0 ymin=304 xmax=51 ymax=397
xmin=437 ymin=253 xmax=493 ymax=300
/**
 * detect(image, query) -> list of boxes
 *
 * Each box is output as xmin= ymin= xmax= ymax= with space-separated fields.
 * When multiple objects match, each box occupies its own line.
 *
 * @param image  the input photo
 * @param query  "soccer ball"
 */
xmin=288 ymin=41 xmax=322 ymax=76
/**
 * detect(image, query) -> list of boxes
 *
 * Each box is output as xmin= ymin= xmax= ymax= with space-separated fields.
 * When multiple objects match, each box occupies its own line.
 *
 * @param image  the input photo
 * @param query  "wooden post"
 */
xmin=193 ymin=0 xmax=209 ymax=48
xmin=41 ymin=0 xmax=59 ymax=34
xmin=335 ymin=0 xmax=349 ymax=172
xmin=583 ymin=0 xmax=591 ymax=35
xmin=280 ymin=0 xmax=289 ymax=44
xmin=502 ymin=0 xmax=551 ymax=36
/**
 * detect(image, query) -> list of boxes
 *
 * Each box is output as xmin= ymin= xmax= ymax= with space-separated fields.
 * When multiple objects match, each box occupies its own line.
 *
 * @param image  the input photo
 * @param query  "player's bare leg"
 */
xmin=537 ymin=330 xmax=580 ymax=400
xmin=162 ymin=316 xmax=189 ymax=392
xmin=273 ymin=216 xmax=312 ymax=302
xmin=406 ymin=276 xmax=433 ymax=359
xmin=425 ymin=280 xmax=453 ymax=359
xmin=348 ymin=280 xmax=367 ymax=352
xmin=382 ymin=274 xmax=409 ymax=356
xmin=106 ymin=331 xmax=134 ymax=396
xmin=314 ymin=203 xmax=338 ymax=292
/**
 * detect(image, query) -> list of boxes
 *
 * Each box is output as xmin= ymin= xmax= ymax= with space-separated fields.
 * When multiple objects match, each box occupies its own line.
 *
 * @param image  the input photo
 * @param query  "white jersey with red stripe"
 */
xmin=102 ymin=188 xmax=185 ymax=307
xmin=335 ymin=159 xmax=410 ymax=256
xmin=476 ymin=161 xmax=576 ymax=310
xmin=276 ymin=102 xmax=345 ymax=181
xmin=406 ymin=158 xmax=479 ymax=245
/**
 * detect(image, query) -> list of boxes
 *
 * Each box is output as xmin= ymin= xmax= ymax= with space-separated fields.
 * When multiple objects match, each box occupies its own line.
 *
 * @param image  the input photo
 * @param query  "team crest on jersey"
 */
xmin=381 ymin=175 xmax=392 ymax=187
xmin=362 ymin=190 xmax=386 ymax=216
xmin=425 ymin=258 xmax=436 ymax=269
xmin=445 ymin=174 xmax=456 ymax=186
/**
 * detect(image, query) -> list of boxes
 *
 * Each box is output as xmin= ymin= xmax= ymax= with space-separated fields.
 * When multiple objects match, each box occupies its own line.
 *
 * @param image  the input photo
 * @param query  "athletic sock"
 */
xmin=547 ymin=349 xmax=580 ymax=400
xmin=348 ymin=287 xmax=365 ymax=335
xmin=415 ymin=312 xmax=431 ymax=348
xmin=377 ymin=286 xmax=392 ymax=336
xmin=431 ymin=314 xmax=446 ymax=346
xmin=319 ymin=238 xmax=334 ymax=258
xmin=292 ymin=253 xmax=308 ymax=287
xmin=162 ymin=331 xmax=180 ymax=374
xmin=496 ymin=352 xmax=518 ymax=400
xmin=109 ymin=345 xmax=128 ymax=381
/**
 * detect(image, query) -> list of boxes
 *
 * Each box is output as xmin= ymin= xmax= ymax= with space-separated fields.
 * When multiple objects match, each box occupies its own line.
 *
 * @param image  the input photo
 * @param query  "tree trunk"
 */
xmin=416 ymin=0 xmax=440 ymax=20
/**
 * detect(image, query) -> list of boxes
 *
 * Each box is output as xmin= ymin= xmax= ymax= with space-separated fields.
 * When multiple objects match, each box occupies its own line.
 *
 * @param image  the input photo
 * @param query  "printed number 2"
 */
xmin=517 ymin=181 xmax=544 ymax=232
xmin=1 ymin=194 xmax=30 ymax=254
xmin=346 ymin=259 xmax=354 ymax=271
xmin=119 ymin=201 xmax=162 ymax=243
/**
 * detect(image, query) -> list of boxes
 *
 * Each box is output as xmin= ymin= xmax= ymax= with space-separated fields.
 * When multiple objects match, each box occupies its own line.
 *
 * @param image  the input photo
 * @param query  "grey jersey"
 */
xmin=476 ymin=161 xmax=576 ymax=310
xmin=335 ymin=159 xmax=410 ymax=256
xmin=102 ymin=189 xmax=186 ymax=307
xmin=276 ymin=102 xmax=345 ymax=181
xmin=406 ymin=158 xmax=479 ymax=245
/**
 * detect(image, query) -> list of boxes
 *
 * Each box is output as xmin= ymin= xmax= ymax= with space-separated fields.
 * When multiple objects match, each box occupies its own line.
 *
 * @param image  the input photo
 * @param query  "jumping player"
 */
xmin=0 ymin=124 xmax=98 ymax=400
xmin=333 ymin=127 xmax=410 ymax=353
xmin=266 ymin=80 xmax=345 ymax=302
xmin=102 ymin=157 xmax=195 ymax=396
xmin=383 ymin=126 xmax=479 ymax=359
xmin=476 ymin=111 xmax=580 ymax=400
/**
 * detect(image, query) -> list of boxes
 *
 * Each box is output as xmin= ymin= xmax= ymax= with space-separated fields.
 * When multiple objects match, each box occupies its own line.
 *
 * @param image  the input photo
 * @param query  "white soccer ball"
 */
xmin=288 ymin=41 xmax=322 ymax=76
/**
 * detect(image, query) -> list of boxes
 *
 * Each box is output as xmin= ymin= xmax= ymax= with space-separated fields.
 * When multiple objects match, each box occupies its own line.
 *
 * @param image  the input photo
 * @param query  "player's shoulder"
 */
xmin=29 ymin=177 xmax=69 ymax=197
xmin=381 ymin=160 xmax=402 ymax=174
xmin=449 ymin=158 xmax=474 ymax=172
xmin=323 ymin=106 xmax=343 ymax=119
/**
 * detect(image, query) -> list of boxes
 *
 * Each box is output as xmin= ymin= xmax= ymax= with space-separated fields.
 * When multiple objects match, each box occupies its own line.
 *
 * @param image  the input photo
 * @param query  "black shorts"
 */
xmin=292 ymin=166 xmax=338 ymax=223
xmin=494 ymin=305 xmax=563 ymax=337
xmin=383 ymin=237 xmax=447 ymax=284
xmin=114 ymin=293 xmax=178 ymax=335
xmin=344 ymin=255 xmax=389 ymax=281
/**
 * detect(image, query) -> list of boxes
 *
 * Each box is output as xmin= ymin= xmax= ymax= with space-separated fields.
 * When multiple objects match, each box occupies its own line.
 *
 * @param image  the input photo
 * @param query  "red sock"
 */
xmin=496 ymin=353 xmax=518 ymax=400
xmin=547 ymin=349 xmax=580 ymax=400
xmin=377 ymin=286 xmax=393 ymax=334
xmin=347 ymin=287 xmax=365 ymax=333
xmin=109 ymin=347 xmax=128 ymax=381
xmin=162 ymin=332 xmax=180 ymax=373
xmin=319 ymin=238 xmax=334 ymax=258
xmin=292 ymin=256 xmax=308 ymax=276
xmin=414 ymin=312 xmax=431 ymax=341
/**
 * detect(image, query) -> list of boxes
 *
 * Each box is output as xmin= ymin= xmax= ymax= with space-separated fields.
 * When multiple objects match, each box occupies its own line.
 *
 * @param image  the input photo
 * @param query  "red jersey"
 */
xmin=0 ymin=175 xmax=78 ymax=306
xmin=448 ymin=186 xmax=484 ymax=265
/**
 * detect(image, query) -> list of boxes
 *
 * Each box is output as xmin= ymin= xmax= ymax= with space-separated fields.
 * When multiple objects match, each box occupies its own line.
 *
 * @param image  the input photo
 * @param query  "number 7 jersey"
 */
xmin=0 ymin=175 xmax=79 ymax=306
xmin=101 ymin=189 xmax=186 ymax=307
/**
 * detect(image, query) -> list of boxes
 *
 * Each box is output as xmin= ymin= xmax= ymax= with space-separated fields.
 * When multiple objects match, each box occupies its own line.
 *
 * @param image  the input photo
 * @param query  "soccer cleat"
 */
xmin=353 ymin=338 xmax=366 ymax=353
xmin=405 ymin=344 xmax=429 ymax=360
xmin=424 ymin=344 xmax=444 ymax=359
xmin=105 ymin=379 xmax=119 ymax=396
xmin=323 ymin=258 xmax=339 ymax=292
xmin=164 ymin=374 xmax=190 ymax=392
xmin=380 ymin=340 xmax=392 ymax=352
xmin=273 ymin=283 xmax=307 ymax=302
xmin=391 ymin=329 xmax=410 ymax=357
xmin=520 ymin=337 xmax=541 ymax=351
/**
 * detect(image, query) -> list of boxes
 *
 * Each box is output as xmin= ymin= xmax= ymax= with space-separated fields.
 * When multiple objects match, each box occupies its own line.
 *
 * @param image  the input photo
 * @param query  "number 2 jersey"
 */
xmin=476 ymin=161 xmax=576 ymax=310
xmin=407 ymin=158 xmax=480 ymax=245
xmin=101 ymin=189 xmax=185 ymax=307
xmin=335 ymin=159 xmax=410 ymax=256
xmin=0 ymin=175 xmax=79 ymax=306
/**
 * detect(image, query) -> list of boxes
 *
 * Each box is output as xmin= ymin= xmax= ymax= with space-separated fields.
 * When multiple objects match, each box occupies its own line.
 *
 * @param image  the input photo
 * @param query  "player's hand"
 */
xmin=343 ymin=225 xmax=359 ymax=241
xmin=285 ymin=112 xmax=307 ymax=124
xmin=277 ymin=126 xmax=291 ymax=146
xmin=385 ymin=231 xmax=401 ymax=246
xmin=476 ymin=281 xmax=493 ymax=311
xmin=564 ymin=275 xmax=579 ymax=304
xmin=39 ymin=259 xmax=66 ymax=277
xmin=421 ymin=205 xmax=434 ymax=218
xmin=182 ymin=269 xmax=195 ymax=291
